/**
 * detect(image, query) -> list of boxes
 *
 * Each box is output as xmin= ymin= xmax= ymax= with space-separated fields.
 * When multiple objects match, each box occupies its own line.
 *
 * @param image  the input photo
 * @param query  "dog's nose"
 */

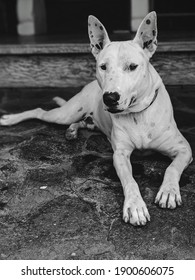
xmin=103 ymin=91 xmax=120 ymax=107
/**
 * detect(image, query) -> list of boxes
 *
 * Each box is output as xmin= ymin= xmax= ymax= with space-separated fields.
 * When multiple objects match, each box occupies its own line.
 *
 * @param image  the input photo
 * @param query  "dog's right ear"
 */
xmin=88 ymin=16 xmax=110 ymax=58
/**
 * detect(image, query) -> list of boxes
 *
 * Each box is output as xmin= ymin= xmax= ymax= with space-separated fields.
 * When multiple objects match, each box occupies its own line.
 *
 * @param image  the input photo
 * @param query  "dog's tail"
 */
xmin=53 ymin=96 xmax=67 ymax=107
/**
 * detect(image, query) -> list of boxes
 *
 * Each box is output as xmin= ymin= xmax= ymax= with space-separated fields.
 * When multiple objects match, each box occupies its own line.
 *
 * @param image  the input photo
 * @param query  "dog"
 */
xmin=0 ymin=12 xmax=192 ymax=226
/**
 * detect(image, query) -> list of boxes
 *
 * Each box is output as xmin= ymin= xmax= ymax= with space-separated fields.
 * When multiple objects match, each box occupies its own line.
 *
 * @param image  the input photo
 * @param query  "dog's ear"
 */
xmin=133 ymin=11 xmax=157 ymax=58
xmin=88 ymin=15 xmax=110 ymax=58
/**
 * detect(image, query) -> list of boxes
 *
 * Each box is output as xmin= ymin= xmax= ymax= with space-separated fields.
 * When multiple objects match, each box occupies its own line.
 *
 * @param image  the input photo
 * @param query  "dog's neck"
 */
xmin=138 ymin=87 xmax=159 ymax=113
xmin=129 ymin=64 xmax=162 ymax=114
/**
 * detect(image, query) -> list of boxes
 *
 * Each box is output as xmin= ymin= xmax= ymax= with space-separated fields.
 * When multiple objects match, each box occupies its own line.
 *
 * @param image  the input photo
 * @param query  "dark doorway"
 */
xmin=45 ymin=0 xmax=130 ymax=35
xmin=150 ymin=0 xmax=195 ymax=31
xmin=0 ymin=0 xmax=17 ymax=35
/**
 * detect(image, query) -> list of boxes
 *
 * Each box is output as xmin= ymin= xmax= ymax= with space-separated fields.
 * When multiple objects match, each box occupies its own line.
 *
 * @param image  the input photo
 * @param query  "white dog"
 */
xmin=0 ymin=12 xmax=192 ymax=226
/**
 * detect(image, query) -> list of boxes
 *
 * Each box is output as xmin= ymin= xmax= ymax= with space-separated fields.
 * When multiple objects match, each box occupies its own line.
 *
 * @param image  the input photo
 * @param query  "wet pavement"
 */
xmin=0 ymin=85 xmax=194 ymax=260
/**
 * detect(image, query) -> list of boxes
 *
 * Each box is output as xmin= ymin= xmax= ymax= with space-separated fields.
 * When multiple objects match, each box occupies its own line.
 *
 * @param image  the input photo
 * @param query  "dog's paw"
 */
xmin=0 ymin=114 xmax=16 ymax=126
xmin=155 ymin=183 xmax=182 ymax=209
xmin=65 ymin=127 xmax=78 ymax=140
xmin=123 ymin=196 xmax=150 ymax=226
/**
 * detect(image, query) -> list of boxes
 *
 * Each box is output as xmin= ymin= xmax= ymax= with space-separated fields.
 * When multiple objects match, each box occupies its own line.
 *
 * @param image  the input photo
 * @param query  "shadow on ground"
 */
xmin=0 ymin=86 xmax=195 ymax=260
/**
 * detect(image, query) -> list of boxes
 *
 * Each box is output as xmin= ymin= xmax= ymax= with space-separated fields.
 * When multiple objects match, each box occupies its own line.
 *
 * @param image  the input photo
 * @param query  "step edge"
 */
xmin=0 ymin=41 xmax=195 ymax=55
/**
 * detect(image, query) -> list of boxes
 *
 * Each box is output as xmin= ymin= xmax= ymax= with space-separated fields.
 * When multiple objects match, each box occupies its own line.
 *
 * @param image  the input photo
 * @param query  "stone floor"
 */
xmin=0 ymin=86 xmax=194 ymax=260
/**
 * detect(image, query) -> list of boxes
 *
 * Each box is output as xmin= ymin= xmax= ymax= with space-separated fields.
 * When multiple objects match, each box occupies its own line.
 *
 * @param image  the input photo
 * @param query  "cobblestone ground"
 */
xmin=0 ymin=86 xmax=194 ymax=260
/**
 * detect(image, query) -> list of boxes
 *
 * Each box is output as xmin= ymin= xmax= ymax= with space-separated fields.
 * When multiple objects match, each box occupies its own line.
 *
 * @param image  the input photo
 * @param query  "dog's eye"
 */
xmin=100 ymin=64 xmax=107 ymax=71
xmin=128 ymin=63 xmax=138 ymax=71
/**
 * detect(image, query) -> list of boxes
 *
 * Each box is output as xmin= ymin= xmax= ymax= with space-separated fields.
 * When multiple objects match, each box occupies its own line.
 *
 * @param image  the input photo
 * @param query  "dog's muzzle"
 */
xmin=103 ymin=91 xmax=120 ymax=107
xmin=103 ymin=91 xmax=123 ymax=113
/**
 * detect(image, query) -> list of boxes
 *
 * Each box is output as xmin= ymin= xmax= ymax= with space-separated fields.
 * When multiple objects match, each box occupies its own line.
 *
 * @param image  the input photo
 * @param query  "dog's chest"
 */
xmin=114 ymin=113 xmax=162 ymax=149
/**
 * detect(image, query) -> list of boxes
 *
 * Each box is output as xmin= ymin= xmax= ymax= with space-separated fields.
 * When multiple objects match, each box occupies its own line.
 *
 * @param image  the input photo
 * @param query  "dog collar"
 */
xmin=139 ymin=88 xmax=159 ymax=113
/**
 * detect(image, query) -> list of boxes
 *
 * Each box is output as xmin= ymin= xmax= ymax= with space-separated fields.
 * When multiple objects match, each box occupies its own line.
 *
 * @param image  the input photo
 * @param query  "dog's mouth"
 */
xmin=106 ymin=107 xmax=124 ymax=114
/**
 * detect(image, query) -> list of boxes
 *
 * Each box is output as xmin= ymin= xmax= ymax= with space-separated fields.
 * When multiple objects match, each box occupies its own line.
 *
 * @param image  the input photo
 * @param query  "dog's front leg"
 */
xmin=113 ymin=148 xmax=150 ymax=226
xmin=155 ymin=134 xmax=192 ymax=208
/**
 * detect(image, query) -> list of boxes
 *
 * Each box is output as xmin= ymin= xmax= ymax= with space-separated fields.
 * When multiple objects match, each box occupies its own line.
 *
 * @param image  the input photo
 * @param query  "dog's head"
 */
xmin=88 ymin=12 xmax=159 ymax=114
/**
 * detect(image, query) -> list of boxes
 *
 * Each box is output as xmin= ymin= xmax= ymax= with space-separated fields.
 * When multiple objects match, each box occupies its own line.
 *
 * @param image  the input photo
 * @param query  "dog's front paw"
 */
xmin=0 ymin=114 xmax=16 ymax=126
xmin=155 ymin=183 xmax=182 ymax=209
xmin=65 ymin=127 xmax=78 ymax=140
xmin=123 ymin=196 xmax=150 ymax=226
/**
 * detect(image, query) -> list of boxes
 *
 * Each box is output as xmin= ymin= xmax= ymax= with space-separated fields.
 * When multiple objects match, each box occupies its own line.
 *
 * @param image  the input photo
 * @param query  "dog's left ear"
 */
xmin=133 ymin=11 xmax=157 ymax=58
xmin=88 ymin=15 xmax=110 ymax=58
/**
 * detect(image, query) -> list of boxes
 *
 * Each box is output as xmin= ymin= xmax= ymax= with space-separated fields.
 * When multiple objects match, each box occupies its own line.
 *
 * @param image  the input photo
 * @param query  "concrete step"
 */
xmin=0 ymin=40 xmax=195 ymax=87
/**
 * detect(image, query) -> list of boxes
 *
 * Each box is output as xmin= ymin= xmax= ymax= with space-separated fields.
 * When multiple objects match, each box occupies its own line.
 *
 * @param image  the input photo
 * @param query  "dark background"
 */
xmin=0 ymin=0 xmax=195 ymax=37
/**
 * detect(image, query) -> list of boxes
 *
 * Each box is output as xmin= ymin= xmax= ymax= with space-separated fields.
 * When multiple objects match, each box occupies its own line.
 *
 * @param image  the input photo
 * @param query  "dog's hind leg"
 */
xmin=0 ymin=104 xmax=86 ymax=127
xmin=0 ymin=82 xmax=98 ymax=127
xmin=0 ymin=107 xmax=66 ymax=126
